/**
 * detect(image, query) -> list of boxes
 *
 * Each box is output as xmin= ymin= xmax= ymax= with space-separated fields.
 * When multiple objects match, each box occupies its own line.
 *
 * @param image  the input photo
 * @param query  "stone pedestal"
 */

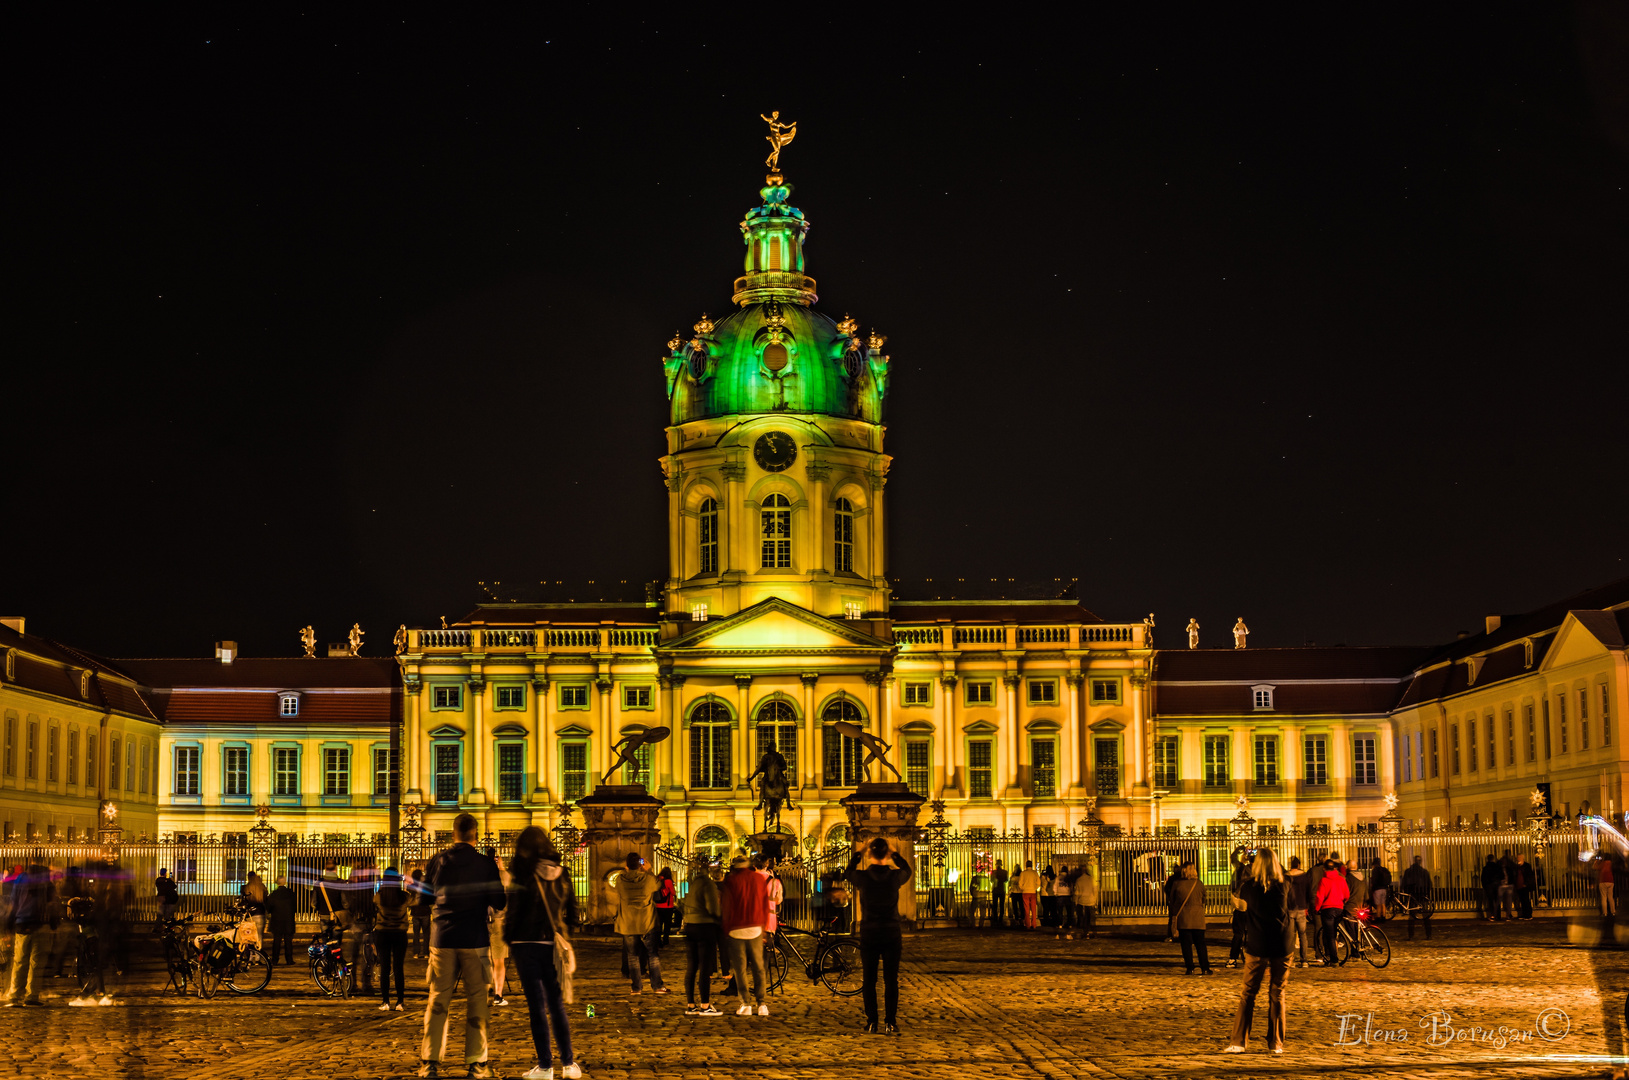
xmin=840 ymin=782 xmax=926 ymax=928
xmin=577 ymin=785 xmax=664 ymax=926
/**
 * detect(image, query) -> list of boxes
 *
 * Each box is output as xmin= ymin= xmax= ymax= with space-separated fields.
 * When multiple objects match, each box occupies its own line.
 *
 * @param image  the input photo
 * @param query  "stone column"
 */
xmin=1129 ymin=673 xmax=1150 ymax=790
xmin=1002 ymin=674 xmax=1022 ymax=794
xmin=576 ymin=785 xmax=664 ymax=926
xmin=532 ymin=676 xmax=552 ymax=802
xmin=735 ymin=675 xmax=753 ymax=793
xmin=403 ymin=680 xmax=424 ymax=806
xmin=807 ymin=462 xmax=829 ymax=574
xmin=1064 ymin=672 xmax=1084 ymax=795
xmin=801 ymin=673 xmax=819 ymax=791
xmin=467 ymin=678 xmax=488 ymax=805
xmin=938 ymin=675 xmax=958 ymax=794
xmin=841 ymin=782 xmax=926 ymax=928
xmin=1233 ymin=725 xmax=1253 ymax=799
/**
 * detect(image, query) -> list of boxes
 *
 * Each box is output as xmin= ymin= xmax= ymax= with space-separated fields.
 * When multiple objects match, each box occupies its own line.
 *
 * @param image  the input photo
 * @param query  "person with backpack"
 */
xmin=681 ymin=862 xmax=723 ymax=1017
xmin=1223 ymin=848 xmax=1293 ymax=1055
xmin=154 ymin=868 xmax=180 ymax=924
xmin=504 ymin=827 xmax=581 ymax=1080
xmin=653 ymin=868 xmax=678 ymax=950
xmin=418 ymin=813 xmax=506 ymax=1079
xmin=375 ymin=867 xmax=412 ymax=1012
xmin=3 ymin=862 xmax=57 ymax=1006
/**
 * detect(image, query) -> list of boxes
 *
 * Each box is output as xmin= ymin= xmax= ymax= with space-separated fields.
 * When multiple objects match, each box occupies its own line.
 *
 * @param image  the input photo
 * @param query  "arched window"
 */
xmin=755 ymin=700 xmax=798 ymax=776
xmin=695 ymin=824 xmax=733 ymax=862
xmin=825 ymin=823 xmax=849 ymax=850
xmin=761 ymin=494 xmax=791 ymax=569
xmin=689 ymin=700 xmax=732 ymax=789
xmin=834 ymin=497 xmax=854 ymax=573
xmin=698 ymin=498 xmax=718 ymax=574
xmin=821 ymin=697 xmax=865 ymax=787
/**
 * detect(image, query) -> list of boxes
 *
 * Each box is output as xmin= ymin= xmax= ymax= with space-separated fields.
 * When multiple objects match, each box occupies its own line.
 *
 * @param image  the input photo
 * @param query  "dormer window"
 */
xmin=1252 ymin=685 xmax=1275 ymax=711
xmin=1523 ymin=639 xmax=1534 ymax=669
xmin=79 ymin=670 xmax=91 ymax=699
xmin=691 ymin=603 xmax=709 ymax=623
xmin=278 ymin=693 xmax=300 ymax=718
xmin=844 ymin=602 xmax=864 ymax=621
xmin=1466 ymin=657 xmax=1483 ymax=686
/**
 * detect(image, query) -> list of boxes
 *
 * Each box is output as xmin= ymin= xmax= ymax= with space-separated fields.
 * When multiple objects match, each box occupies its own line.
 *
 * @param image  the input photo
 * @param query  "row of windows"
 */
xmin=172 ymin=745 xmax=398 ymax=798
xmin=2 ymin=718 xmax=152 ymax=794
xmin=693 ymin=496 xmax=859 ymax=575
xmin=430 ymin=683 xmax=650 ymax=712
xmin=898 ymin=677 xmax=1123 ymax=707
xmin=1403 ymin=686 xmax=1612 ymax=782
xmin=1152 ymin=734 xmax=1377 ymax=788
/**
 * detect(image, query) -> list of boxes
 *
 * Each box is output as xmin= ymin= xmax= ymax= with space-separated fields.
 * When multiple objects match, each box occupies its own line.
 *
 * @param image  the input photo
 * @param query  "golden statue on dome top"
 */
xmin=761 ymin=111 xmax=797 ymax=174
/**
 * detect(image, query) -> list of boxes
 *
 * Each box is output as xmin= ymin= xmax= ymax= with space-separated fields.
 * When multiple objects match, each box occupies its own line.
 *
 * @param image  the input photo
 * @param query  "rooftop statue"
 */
xmin=348 ymin=622 xmax=365 ymax=656
xmin=1185 ymin=618 xmax=1200 ymax=650
xmin=1233 ymin=618 xmax=1249 ymax=650
xmin=761 ymin=110 xmax=796 ymax=173
xmin=299 ymin=625 xmax=317 ymax=659
xmin=393 ymin=624 xmax=408 ymax=655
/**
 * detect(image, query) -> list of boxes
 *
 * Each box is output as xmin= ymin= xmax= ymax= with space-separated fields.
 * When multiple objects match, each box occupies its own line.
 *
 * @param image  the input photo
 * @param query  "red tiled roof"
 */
xmin=1155 ymin=681 xmax=1406 ymax=717
xmin=150 ymin=688 xmax=398 ymax=727
xmin=0 ymin=625 xmax=158 ymax=722
xmin=114 ymin=656 xmax=401 ymax=690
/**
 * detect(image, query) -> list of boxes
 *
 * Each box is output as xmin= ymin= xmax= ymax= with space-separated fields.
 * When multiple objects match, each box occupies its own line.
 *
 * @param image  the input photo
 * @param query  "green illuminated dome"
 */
xmin=663 ymin=177 xmax=889 ymax=425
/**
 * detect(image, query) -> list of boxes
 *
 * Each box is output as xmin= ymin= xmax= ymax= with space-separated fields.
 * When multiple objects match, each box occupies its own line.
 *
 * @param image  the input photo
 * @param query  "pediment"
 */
xmin=1541 ymin=610 xmax=1625 ymax=672
xmin=663 ymin=597 xmax=893 ymax=653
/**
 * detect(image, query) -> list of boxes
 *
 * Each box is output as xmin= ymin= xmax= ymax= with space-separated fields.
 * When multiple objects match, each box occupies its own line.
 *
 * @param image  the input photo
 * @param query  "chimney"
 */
xmin=1485 ymin=615 xmax=1502 ymax=635
xmin=215 ymin=640 xmax=238 ymax=664
xmin=0 ymin=617 xmax=23 ymax=635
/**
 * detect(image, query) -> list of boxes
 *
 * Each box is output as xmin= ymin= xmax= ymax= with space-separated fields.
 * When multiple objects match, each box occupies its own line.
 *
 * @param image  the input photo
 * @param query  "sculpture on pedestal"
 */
xmin=1185 ymin=618 xmax=1200 ymax=650
xmin=299 ymin=625 xmax=317 ymax=658
xmin=746 ymin=745 xmax=794 ymax=832
xmin=606 ymin=726 xmax=670 ymax=788
xmin=348 ymin=622 xmax=365 ymax=656
xmin=1232 ymin=618 xmax=1249 ymax=649
xmin=831 ymin=720 xmax=902 ymax=783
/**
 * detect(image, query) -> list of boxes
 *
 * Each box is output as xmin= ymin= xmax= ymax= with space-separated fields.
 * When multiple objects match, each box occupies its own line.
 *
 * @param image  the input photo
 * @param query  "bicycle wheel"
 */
xmin=312 ymin=957 xmax=350 ymax=998
xmin=196 ymin=964 xmax=223 ymax=999
xmin=227 ymin=945 xmax=272 ymax=994
xmin=1420 ymin=896 xmax=1436 ymax=917
xmin=163 ymin=942 xmax=191 ymax=994
xmin=1359 ymin=925 xmax=1391 ymax=969
xmin=816 ymin=940 xmax=863 ymax=997
xmin=1333 ymin=929 xmax=1353 ymax=966
xmin=763 ymin=938 xmax=789 ymax=992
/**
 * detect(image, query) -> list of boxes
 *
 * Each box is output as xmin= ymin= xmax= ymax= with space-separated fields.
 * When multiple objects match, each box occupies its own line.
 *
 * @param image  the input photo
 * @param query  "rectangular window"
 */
xmin=1486 ymin=715 xmax=1496 ymax=767
xmin=1506 ymin=710 xmax=1516 ymax=766
xmin=560 ymin=685 xmax=589 ymax=709
xmin=280 ymin=695 xmax=299 ymax=717
xmin=1603 ymin=686 xmax=1612 ymax=747
xmin=965 ymin=682 xmax=993 ymax=706
xmin=822 ymin=726 xmax=862 ymax=787
xmin=274 ymin=748 xmax=300 ymax=796
xmin=46 ymin=727 xmax=57 ymax=782
xmin=756 ymin=722 xmax=797 ymax=780
xmin=374 ymin=747 xmax=400 ymax=796
xmin=1090 ymin=679 xmax=1120 ymax=705
xmin=496 ymin=686 xmax=525 ymax=709
xmin=1559 ymin=693 xmax=1568 ymax=753
xmin=67 ymin=730 xmax=78 ymax=786
xmin=1031 ymin=738 xmax=1056 ymax=798
xmin=1579 ymin=689 xmax=1589 ymax=750
xmin=691 ymin=602 xmax=709 ymax=623
xmin=1543 ymin=697 xmax=1552 ymax=759
xmin=126 ymin=741 xmax=134 ymax=790
xmin=622 ymin=685 xmax=652 ymax=709
xmin=1403 ymin=733 xmax=1413 ymax=783
xmin=497 ymin=744 xmax=524 ymax=802
xmin=1204 ymin=735 xmax=1230 ymax=787
xmin=434 ymin=744 xmax=461 ymax=803
xmin=26 ymin=722 xmax=37 ymax=780
xmin=224 ymin=747 xmax=249 ymax=796
xmin=1253 ymin=687 xmax=1274 ymax=710
xmin=834 ymin=505 xmax=854 ymax=573
xmin=1154 ymin=735 xmax=1179 ymax=788
xmin=562 ymin=741 xmax=589 ymax=799
xmin=1354 ymin=736 xmax=1377 ymax=786
xmin=1467 ymin=718 xmax=1477 ymax=772
xmin=1526 ymin=704 xmax=1536 ymax=761
xmin=1449 ymin=724 xmax=1460 ymax=775
xmin=1205 ymin=821 xmax=1231 ymax=873
xmin=903 ymin=682 xmax=931 ymax=706
xmin=1304 ymin=736 xmax=1328 ymax=786
xmin=905 ymin=738 xmax=930 ymax=797
xmin=86 ymin=733 xmax=95 ymax=789
xmin=3 ymin=716 xmax=13 ymax=776
xmin=690 ymin=724 xmax=730 ymax=789
xmin=1027 ymin=680 xmax=1057 ymax=705
xmin=175 ymin=746 xmax=200 ymax=795
xmin=699 ymin=501 xmax=718 ymax=575
xmin=1430 ymin=728 xmax=1439 ymax=778
xmin=108 ymin=735 xmax=119 ymax=789
xmin=968 ymin=739 xmax=993 ymax=799
xmin=1253 ymin=737 xmax=1278 ymax=786
xmin=761 ymin=500 xmax=791 ymax=568
xmin=323 ymin=747 xmax=350 ymax=796
xmin=140 ymin=739 xmax=150 ymax=793
xmin=1095 ymin=737 xmax=1120 ymax=797
xmin=433 ymin=685 xmax=462 ymax=710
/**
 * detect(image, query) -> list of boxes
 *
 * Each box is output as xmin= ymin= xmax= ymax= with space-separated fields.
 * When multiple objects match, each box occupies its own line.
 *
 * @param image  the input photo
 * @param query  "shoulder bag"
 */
xmin=536 ymin=866 xmax=576 ymax=1003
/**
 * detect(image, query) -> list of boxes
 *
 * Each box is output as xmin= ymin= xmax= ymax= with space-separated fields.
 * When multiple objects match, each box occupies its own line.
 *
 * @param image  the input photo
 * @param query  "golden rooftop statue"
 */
xmin=761 ymin=110 xmax=796 ymax=174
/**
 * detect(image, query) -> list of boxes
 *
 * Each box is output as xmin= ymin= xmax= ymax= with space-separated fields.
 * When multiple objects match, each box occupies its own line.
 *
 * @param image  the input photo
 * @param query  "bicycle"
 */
xmin=186 ymin=905 xmax=273 ymax=998
xmin=1385 ymin=889 xmax=1435 ymax=920
xmin=1314 ymin=907 xmax=1391 ymax=969
xmin=156 ymin=915 xmax=197 ymax=995
xmin=308 ymin=919 xmax=354 ymax=998
xmin=762 ymin=916 xmax=863 ymax=996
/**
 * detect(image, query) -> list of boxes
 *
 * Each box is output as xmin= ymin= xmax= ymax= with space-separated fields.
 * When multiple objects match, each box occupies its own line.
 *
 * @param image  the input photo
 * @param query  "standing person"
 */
xmin=418 ymin=813 xmax=506 ymax=1079
xmin=1314 ymin=857 xmax=1350 ymax=964
xmin=375 ymin=868 xmax=412 ymax=1012
xmin=1369 ymin=858 xmax=1393 ymax=922
xmin=1286 ymin=857 xmax=1314 ymax=967
xmin=504 ymin=827 xmax=582 ymax=1080
xmin=1014 ymin=861 xmax=1042 ymax=930
xmin=240 ymin=871 xmax=269 ymax=938
xmin=1071 ymin=861 xmax=1098 ymax=939
xmin=266 ymin=876 xmax=296 ymax=966
xmin=1401 ymin=855 xmax=1433 ymax=940
xmin=614 ymin=853 xmax=666 ymax=996
xmin=1051 ymin=864 xmax=1073 ymax=937
xmin=1164 ymin=862 xmax=1182 ymax=942
xmin=3 ymin=861 xmax=57 ymax=1006
xmin=680 ymin=862 xmax=722 ymax=1017
xmin=1598 ymin=856 xmax=1617 ymax=917
xmin=1480 ymin=855 xmax=1504 ymax=921
xmin=653 ymin=869 xmax=678 ymax=950
xmin=1171 ymin=862 xmax=1211 ymax=976
xmin=1039 ymin=864 xmax=1058 ymax=927
xmin=409 ymin=868 xmax=433 ymax=959
xmin=485 ymin=848 xmax=511 ymax=1008
xmin=1226 ymin=849 xmax=1250 ymax=968
xmin=346 ymin=879 xmax=378 ymax=998
xmin=1223 ymin=848 xmax=1293 ymax=1055
xmin=991 ymin=860 xmax=1009 ymax=929
xmin=970 ymin=861 xmax=992 ymax=929
xmin=155 ymin=868 xmax=180 ymax=924
xmin=845 ymin=836 xmax=912 ymax=1034
xmin=1514 ymin=855 xmax=1535 ymax=921
xmin=719 ymin=855 xmax=770 ymax=1015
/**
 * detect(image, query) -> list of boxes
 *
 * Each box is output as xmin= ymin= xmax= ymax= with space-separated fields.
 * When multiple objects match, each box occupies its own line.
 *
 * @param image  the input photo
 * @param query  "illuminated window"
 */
xmin=689 ymin=700 xmax=732 ymax=790
xmin=761 ymin=494 xmax=791 ymax=568
xmin=698 ymin=498 xmax=718 ymax=574
xmin=1155 ymin=736 xmax=1178 ymax=788
xmin=1204 ymin=736 xmax=1230 ymax=787
xmin=844 ymin=601 xmax=864 ymax=620
xmin=1253 ymin=737 xmax=1278 ymax=785
xmin=1354 ymin=736 xmax=1376 ymax=785
xmin=822 ymin=698 xmax=864 ymax=786
xmin=903 ymin=682 xmax=931 ymax=706
xmin=1305 ymin=737 xmax=1328 ymax=785
xmin=1031 ymin=738 xmax=1056 ymax=798
xmin=691 ymin=602 xmax=709 ymax=623
xmin=834 ymin=498 xmax=854 ymax=572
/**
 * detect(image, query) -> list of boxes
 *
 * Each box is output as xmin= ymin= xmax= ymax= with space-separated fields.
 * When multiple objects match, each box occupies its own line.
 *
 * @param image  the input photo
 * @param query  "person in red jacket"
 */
xmin=653 ymin=868 xmax=678 ymax=949
xmin=1314 ymin=858 xmax=1350 ymax=966
xmin=719 ymin=856 xmax=771 ymax=1016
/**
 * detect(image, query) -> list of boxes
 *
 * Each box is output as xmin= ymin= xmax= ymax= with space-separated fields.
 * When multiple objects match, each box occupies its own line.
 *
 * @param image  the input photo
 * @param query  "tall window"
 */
xmin=1204 ymin=735 xmax=1229 ymax=787
xmin=1558 ymin=693 xmax=1568 ymax=753
xmin=1403 ymin=733 xmax=1413 ymax=782
xmin=1417 ymin=728 xmax=1425 ymax=782
xmin=323 ymin=748 xmax=350 ymax=796
xmin=905 ymin=739 xmax=930 ymax=797
xmin=1429 ymin=728 xmax=1439 ymax=778
xmin=1467 ymin=719 xmax=1478 ymax=772
xmin=1155 ymin=736 xmax=1179 ymax=788
xmin=1543 ymin=697 xmax=1552 ymax=758
xmin=1603 ymin=685 xmax=1612 ymax=747
xmin=434 ymin=744 xmax=461 ymax=803
xmin=1253 ymin=737 xmax=1278 ymax=786
xmin=1506 ymin=709 xmax=1516 ymax=765
xmin=760 ymin=494 xmax=791 ymax=568
xmin=689 ymin=701 xmax=732 ymax=789
xmin=108 ymin=735 xmax=119 ymax=789
xmin=497 ymin=744 xmax=524 ymax=802
xmin=67 ymin=730 xmax=78 ymax=786
xmin=1031 ymin=738 xmax=1056 ymax=798
xmin=175 ymin=746 xmax=200 ymax=796
xmin=1304 ymin=736 xmax=1328 ymax=786
xmin=1450 ymin=723 xmax=1460 ymax=774
xmin=561 ymin=742 xmax=588 ymax=799
xmin=126 ymin=741 xmax=134 ymax=790
xmin=26 ymin=722 xmax=37 ymax=780
xmin=274 ymin=748 xmax=300 ymax=796
xmin=140 ymin=740 xmax=150 ymax=793
xmin=968 ymin=739 xmax=993 ymax=798
xmin=698 ymin=497 xmax=718 ymax=574
xmin=1354 ymin=736 xmax=1377 ymax=785
xmin=1579 ymin=689 xmax=1589 ymax=750
xmin=755 ymin=700 xmax=798 ymax=777
xmin=3 ymin=716 xmax=12 ymax=776
xmin=46 ymin=727 xmax=57 ymax=782
xmin=1486 ymin=715 xmax=1496 ymax=765
xmin=375 ymin=748 xmax=400 ymax=796
xmin=834 ymin=497 xmax=854 ymax=572
xmin=1095 ymin=737 xmax=1120 ymax=797
xmin=1525 ymin=704 xmax=1536 ymax=761
xmin=224 ymin=747 xmax=249 ymax=796
xmin=822 ymin=698 xmax=864 ymax=786
xmin=86 ymin=733 xmax=95 ymax=789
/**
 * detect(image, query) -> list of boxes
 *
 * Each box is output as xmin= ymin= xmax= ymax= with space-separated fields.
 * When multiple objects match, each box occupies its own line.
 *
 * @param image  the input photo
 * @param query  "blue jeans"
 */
xmin=511 ymin=942 xmax=574 ymax=1068
xmin=622 ymin=930 xmax=664 ymax=991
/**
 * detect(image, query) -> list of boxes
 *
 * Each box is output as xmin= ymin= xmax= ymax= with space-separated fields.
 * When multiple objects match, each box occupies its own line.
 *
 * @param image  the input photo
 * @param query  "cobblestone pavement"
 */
xmin=2 ymin=918 xmax=1625 ymax=1080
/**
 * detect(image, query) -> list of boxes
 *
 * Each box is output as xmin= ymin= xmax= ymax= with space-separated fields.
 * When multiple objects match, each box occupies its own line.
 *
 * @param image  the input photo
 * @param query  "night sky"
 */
xmin=10 ymin=8 xmax=1627 ymax=660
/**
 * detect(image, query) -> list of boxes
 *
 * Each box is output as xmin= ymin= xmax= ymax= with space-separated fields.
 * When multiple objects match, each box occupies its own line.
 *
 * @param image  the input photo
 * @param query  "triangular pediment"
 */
xmin=1541 ymin=610 xmax=1625 ymax=672
xmin=663 ymin=597 xmax=893 ymax=653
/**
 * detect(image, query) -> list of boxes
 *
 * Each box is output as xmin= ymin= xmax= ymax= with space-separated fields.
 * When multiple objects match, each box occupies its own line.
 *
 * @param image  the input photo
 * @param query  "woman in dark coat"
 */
xmin=1224 ymin=847 xmax=1293 ymax=1054
xmin=1169 ymin=862 xmax=1211 ymax=975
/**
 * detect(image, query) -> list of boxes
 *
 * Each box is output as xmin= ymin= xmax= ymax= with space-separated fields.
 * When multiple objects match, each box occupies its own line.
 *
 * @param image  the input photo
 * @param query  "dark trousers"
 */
xmin=376 ymin=930 xmax=408 ymax=1004
xmin=411 ymin=914 xmax=430 ymax=957
xmin=684 ymin=924 xmax=717 ymax=1004
xmin=1075 ymin=904 xmax=1095 ymax=934
xmin=1483 ymin=887 xmax=1500 ymax=919
xmin=270 ymin=930 xmax=294 ymax=965
xmin=1228 ymin=953 xmax=1287 ymax=1049
xmin=1229 ymin=911 xmax=1247 ymax=961
xmin=1408 ymin=908 xmax=1432 ymax=940
xmin=622 ymin=930 xmax=664 ymax=992
xmin=1178 ymin=927 xmax=1210 ymax=972
xmin=1517 ymin=887 xmax=1533 ymax=920
xmin=860 ymin=928 xmax=902 ymax=1026
xmin=992 ymin=891 xmax=1006 ymax=925
xmin=512 ymin=942 xmax=574 ymax=1068
xmin=654 ymin=908 xmax=676 ymax=949
xmin=1319 ymin=908 xmax=1342 ymax=960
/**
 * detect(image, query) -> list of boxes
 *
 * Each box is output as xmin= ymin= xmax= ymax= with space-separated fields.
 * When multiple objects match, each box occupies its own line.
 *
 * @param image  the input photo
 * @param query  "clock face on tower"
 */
xmin=753 ymin=431 xmax=797 ymax=473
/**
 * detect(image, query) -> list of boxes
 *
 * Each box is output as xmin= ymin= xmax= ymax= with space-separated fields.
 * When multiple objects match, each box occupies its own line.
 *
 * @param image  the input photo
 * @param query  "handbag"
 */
xmin=536 ymin=866 xmax=576 ymax=1003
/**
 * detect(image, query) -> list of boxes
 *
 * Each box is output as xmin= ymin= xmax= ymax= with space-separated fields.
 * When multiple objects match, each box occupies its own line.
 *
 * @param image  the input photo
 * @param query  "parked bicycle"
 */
xmin=156 ymin=906 xmax=272 ymax=998
xmin=1385 ymin=889 xmax=1435 ymax=920
xmin=1315 ymin=906 xmax=1392 ymax=969
xmin=761 ymin=915 xmax=863 ymax=996
xmin=307 ymin=918 xmax=354 ymax=998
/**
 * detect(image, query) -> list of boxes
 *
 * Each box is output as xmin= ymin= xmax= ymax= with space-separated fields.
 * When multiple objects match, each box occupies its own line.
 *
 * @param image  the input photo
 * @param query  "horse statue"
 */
xmin=746 ymin=746 xmax=794 ymax=832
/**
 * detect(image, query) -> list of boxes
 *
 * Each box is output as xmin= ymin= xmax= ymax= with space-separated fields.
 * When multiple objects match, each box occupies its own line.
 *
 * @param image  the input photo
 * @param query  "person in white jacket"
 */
xmin=1069 ymin=863 xmax=1100 ymax=939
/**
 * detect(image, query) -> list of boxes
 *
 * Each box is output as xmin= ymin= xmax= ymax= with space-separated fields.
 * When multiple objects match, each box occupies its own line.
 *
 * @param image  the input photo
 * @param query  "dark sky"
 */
xmin=10 ymin=7 xmax=1628 ymax=659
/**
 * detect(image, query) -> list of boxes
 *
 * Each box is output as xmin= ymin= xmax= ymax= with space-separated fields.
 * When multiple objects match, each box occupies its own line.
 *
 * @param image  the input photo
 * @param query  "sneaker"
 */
xmin=416 ymin=1063 xmax=439 ymax=1079
xmin=757 ymin=1004 xmax=769 ymax=1016
xmin=562 ymin=1065 xmax=582 ymax=1080
xmin=523 ymin=1068 xmax=554 ymax=1080
xmin=1223 ymin=1045 xmax=1246 ymax=1054
xmin=378 ymin=1003 xmax=393 ymax=1011
xmin=394 ymin=1002 xmax=405 ymax=1011
xmin=469 ymin=1065 xmax=496 ymax=1080
xmin=736 ymin=1005 xmax=753 ymax=1016
xmin=1270 ymin=1046 xmax=1284 ymax=1055
xmin=864 ymin=1021 xmax=878 ymax=1033
xmin=883 ymin=1023 xmax=899 ymax=1035
xmin=684 ymin=1002 xmax=699 ymax=1016
xmin=494 ymin=996 xmax=510 ymax=1007
xmin=697 ymin=1003 xmax=723 ymax=1016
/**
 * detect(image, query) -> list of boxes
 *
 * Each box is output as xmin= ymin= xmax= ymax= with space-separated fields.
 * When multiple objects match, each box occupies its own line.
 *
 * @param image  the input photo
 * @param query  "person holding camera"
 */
xmin=845 ymin=836 xmax=913 ymax=1034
